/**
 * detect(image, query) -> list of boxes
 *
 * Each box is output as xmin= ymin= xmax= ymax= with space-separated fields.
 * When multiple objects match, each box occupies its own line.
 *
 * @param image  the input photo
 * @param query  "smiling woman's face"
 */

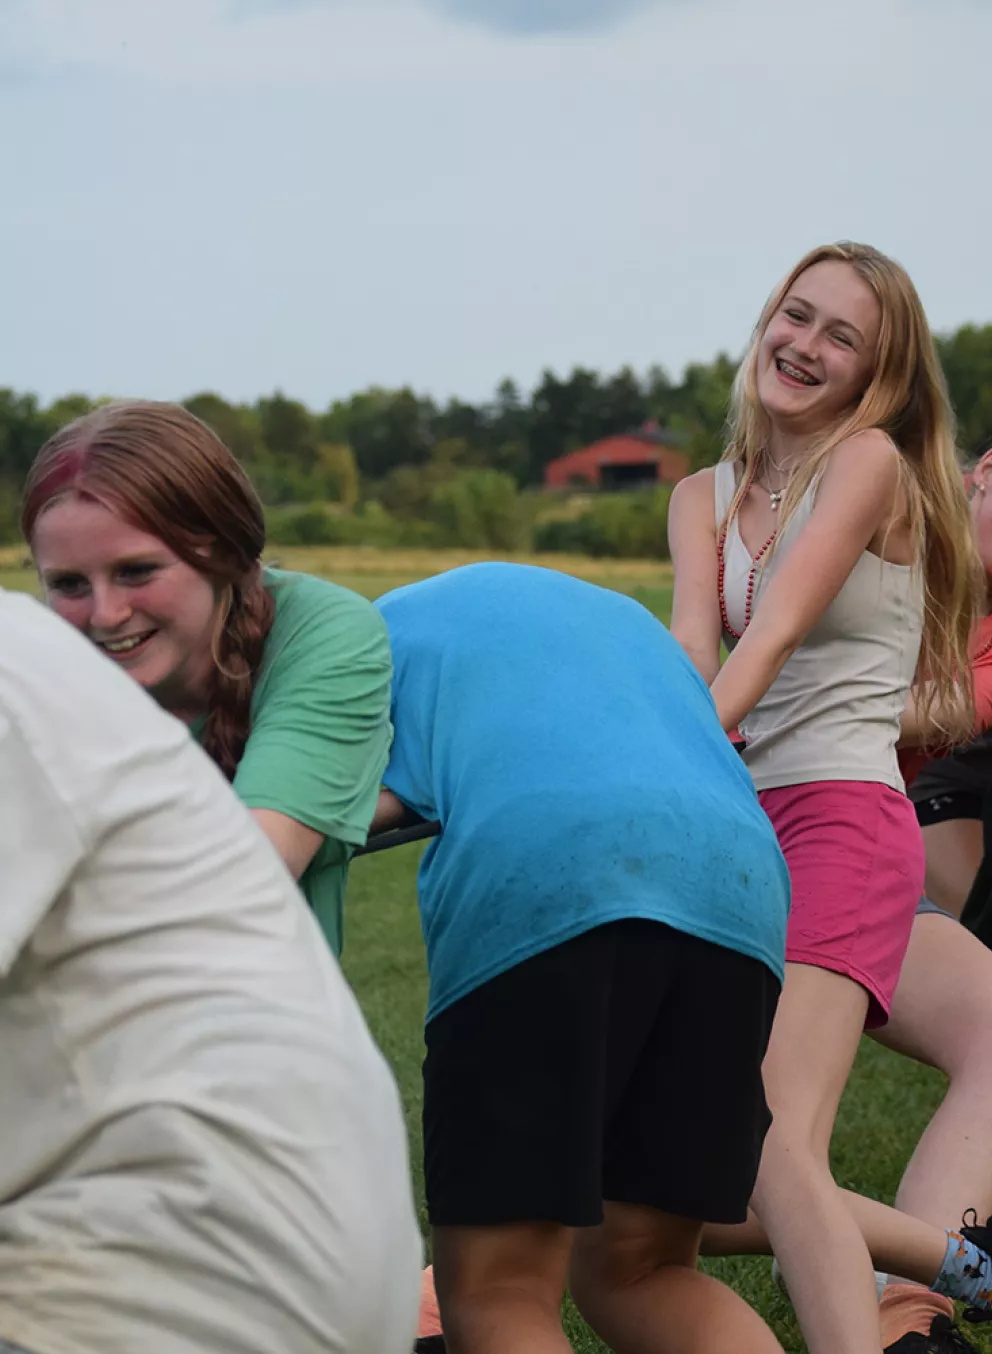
xmin=756 ymin=259 xmax=882 ymax=437
xmin=31 ymin=494 xmax=221 ymax=718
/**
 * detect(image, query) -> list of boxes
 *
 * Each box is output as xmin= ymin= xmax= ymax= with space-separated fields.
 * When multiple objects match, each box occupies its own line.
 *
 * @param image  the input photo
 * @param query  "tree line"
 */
xmin=1 ymin=322 xmax=990 ymax=555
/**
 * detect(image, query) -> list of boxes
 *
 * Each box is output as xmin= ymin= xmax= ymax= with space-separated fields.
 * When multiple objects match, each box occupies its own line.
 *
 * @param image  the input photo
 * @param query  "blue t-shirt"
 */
xmin=376 ymin=563 xmax=790 ymax=1023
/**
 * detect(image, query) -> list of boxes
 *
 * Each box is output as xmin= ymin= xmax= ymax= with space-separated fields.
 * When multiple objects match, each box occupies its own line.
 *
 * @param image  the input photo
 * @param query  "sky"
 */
xmin=2 ymin=0 xmax=991 ymax=410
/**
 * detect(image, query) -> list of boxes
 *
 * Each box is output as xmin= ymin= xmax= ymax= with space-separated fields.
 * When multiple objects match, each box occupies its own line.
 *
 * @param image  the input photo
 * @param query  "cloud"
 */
xmin=225 ymin=0 xmax=662 ymax=34
xmin=0 ymin=0 xmax=671 ymax=92
xmin=228 ymin=0 xmax=316 ymax=16
xmin=427 ymin=0 xmax=660 ymax=34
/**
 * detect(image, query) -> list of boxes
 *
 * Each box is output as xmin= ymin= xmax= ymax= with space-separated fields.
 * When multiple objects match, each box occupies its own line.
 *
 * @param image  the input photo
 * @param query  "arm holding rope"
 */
xmin=669 ymin=468 xmax=723 ymax=685
xmin=710 ymin=432 xmax=903 ymax=733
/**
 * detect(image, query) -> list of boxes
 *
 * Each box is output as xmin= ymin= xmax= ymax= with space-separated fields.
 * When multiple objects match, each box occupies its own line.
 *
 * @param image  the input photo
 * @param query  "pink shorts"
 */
xmin=758 ymin=781 xmax=925 ymax=1029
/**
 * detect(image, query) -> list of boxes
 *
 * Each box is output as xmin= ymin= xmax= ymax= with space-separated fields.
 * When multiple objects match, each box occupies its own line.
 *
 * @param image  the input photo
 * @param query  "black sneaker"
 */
xmin=886 ymin=1314 xmax=979 ymax=1352
xmin=957 ymin=1210 xmax=992 ymax=1323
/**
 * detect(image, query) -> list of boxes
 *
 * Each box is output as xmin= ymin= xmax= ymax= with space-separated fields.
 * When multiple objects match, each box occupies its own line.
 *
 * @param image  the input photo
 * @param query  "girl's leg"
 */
xmin=919 ymin=819 xmax=983 ymax=919
xmin=570 ymin=1203 xmax=783 ymax=1354
xmin=872 ymin=912 xmax=992 ymax=1228
xmin=433 ymin=1222 xmax=573 ymax=1354
xmin=869 ymin=911 xmax=992 ymax=1344
xmin=707 ymin=914 xmax=992 ymax=1262
xmin=699 ymin=962 xmax=958 ymax=1288
xmin=739 ymin=962 xmax=885 ymax=1354
xmin=701 ymin=1194 xmax=946 ymax=1284
xmin=702 ymin=923 xmax=992 ymax=1283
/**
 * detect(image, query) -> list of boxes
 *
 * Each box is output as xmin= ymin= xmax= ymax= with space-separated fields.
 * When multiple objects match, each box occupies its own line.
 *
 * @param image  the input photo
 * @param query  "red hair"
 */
xmin=22 ymin=401 xmax=275 ymax=780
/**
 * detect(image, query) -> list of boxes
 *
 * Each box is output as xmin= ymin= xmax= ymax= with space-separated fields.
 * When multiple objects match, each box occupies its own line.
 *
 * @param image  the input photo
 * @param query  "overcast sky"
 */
xmin=2 ymin=0 xmax=990 ymax=409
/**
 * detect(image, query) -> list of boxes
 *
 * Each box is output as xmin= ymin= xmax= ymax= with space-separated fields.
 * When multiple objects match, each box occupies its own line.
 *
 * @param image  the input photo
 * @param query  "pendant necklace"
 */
xmin=763 ymin=450 xmax=790 ymax=512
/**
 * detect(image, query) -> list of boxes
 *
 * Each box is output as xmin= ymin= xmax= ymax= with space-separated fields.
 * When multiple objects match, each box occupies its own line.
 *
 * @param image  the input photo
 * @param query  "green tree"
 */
xmin=661 ymin=354 xmax=738 ymax=469
xmin=183 ymin=392 xmax=263 ymax=465
xmin=375 ymin=460 xmax=457 ymax=521
xmin=321 ymin=387 xmax=435 ymax=480
xmin=0 ymin=390 xmax=48 ymax=483
xmin=485 ymin=378 xmax=531 ymax=482
xmin=597 ymin=366 xmax=648 ymax=438
xmin=43 ymin=394 xmax=97 ymax=437
xmin=315 ymin=443 xmax=360 ymax=508
xmin=428 ymin=469 xmax=524 ymax=549
xmin=937 ymin=324 xmax=992 ymax=455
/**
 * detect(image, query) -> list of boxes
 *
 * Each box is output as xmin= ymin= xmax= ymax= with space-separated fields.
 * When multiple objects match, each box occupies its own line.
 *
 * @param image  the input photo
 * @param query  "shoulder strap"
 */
xmin=713 ymin=460 xmax=738 ymax=524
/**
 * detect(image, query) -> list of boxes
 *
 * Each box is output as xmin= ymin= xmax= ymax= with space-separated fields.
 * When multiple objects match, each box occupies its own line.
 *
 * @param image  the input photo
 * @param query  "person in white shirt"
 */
xmin=0 ymin=587 xmax=422 ymax=1354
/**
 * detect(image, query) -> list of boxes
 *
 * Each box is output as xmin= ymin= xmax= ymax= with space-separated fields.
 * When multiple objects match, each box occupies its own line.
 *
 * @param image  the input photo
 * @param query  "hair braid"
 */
xmin=23 ymin=400 xmax=280 ymax=779
xmin=202 ymin=574 xmax=276 ymax=781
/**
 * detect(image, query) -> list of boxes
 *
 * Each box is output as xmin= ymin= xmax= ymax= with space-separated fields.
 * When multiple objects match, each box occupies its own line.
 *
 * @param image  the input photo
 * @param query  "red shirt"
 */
xmin=899 ymin=615 xmax=992 ymax=789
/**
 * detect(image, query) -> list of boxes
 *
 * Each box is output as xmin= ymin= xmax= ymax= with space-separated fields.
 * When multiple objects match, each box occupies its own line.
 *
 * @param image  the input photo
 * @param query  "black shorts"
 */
xmin=915 ymin=790 xmax=983 ymax=827
xmin=422 ymin=919 xmax=780 ymax=1229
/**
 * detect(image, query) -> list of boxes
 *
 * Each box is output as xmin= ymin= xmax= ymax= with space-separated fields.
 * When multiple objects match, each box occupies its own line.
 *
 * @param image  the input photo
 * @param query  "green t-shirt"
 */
xmin=196 ymin=568 xmax=392 ymax=955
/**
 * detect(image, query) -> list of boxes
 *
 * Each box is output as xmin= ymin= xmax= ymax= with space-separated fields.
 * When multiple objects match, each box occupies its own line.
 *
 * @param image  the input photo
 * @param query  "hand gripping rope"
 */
xmin=353 ymin=816 xmax=441 ymax=857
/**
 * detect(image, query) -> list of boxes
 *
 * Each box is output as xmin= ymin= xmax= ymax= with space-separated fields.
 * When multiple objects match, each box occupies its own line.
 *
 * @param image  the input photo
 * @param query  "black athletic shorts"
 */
xmin=915 ymin=789 xmax=983 ymax=827
xmin=422 ymin=918 xmax=780 ymax=1229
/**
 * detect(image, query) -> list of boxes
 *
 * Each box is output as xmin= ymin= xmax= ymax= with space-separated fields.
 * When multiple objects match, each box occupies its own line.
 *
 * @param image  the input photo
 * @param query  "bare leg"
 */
xmin=570 ymin=1202 xmax=783 ymax=1354
xmin=704 ymin=916 xmax=992 ymax=1291
xmin=919 ymin=819 xmax=983 ymax=919
xmin=432 ymin=1221 xmax=574 ymax=1354
xmin=702 ymin=1194 xmax=945 ymax=1282
xmin=742 ymin=963 xmax=884 ymax=1354
xmin=869 ymin=908 xmax=992 ymax=1343
xmin=872 ymin=912 xmax=992 ymax=1227
xmin=701 ymin=1210 xmax=769 ymax=1256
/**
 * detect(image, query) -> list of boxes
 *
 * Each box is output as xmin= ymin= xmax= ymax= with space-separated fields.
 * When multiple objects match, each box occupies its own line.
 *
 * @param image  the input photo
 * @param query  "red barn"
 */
xmin=543 ymin=422 xmax=690 ymax=491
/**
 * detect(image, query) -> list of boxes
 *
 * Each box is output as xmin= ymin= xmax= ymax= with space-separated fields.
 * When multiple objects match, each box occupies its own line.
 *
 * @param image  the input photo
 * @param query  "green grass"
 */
xmin=2 ymin=545 xmax=979 ymax=1351
xmin=343 ymin=839 xmax=962 ymax=1354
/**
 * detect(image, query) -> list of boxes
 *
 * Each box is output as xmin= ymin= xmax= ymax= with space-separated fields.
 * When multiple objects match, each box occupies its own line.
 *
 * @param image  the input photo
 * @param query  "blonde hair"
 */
xmin=722 ymin=241 xmax=981 ymax=744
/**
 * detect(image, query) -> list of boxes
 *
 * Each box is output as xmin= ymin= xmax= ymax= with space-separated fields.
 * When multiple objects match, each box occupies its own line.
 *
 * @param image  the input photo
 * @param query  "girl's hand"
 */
xmin=710 ymin=429 xmax=905 ymax=733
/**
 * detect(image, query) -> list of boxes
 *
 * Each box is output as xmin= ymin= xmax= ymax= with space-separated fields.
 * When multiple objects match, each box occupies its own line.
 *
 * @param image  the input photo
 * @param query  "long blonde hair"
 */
xmin=722 ymin=241 xmax=981 ymax=743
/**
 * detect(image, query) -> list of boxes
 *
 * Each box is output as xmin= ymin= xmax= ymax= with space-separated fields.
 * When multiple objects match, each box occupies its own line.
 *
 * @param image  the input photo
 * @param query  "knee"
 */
xmin=569 ymin=1209 xmax=700 ymax=1318
xmin=432 ymin=1223 xmax=570 ymax=1326
xmin=437 ymin=1263 xmax=565 ymax=1354
xmin=750 ymin=1122 xmax=831 ymax=1208
xmin=914 ymin=998 xmax=992 ymax=1085
xmin=946 ymin=1043 xmax=992 ymax=1099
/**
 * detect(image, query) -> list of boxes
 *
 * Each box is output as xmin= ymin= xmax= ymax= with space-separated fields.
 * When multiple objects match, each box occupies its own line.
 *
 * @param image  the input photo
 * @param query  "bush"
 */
xmin=532 ymin=516 xmax=611 ymax=556
xmin=533 ymin=486 xmax=672 ymax=559
xmin=265 ymin=499 xmax=436 ymax=550
xmin=0 ymin=481 xmax=21 ymax=544
xmin=265 ymin=504 xmax=349 ymax=546
xmin=428 ymin=469 xmax=526 ymax=550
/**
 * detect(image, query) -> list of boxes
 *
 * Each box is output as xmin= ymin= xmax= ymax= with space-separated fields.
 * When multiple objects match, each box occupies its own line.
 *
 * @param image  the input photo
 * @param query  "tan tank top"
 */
xmin=714 ymin=460 xmax=924 ymax=792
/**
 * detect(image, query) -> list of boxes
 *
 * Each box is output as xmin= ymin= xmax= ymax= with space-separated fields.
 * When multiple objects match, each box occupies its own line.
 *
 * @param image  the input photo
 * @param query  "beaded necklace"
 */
xmin=717 ymin=462 xmax=778 ymax=641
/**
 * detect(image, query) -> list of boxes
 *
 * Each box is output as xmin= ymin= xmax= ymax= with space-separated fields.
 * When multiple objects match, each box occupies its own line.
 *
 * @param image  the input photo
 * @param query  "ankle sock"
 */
xmin=932 ymin=1229 xmax=992 ymax=1309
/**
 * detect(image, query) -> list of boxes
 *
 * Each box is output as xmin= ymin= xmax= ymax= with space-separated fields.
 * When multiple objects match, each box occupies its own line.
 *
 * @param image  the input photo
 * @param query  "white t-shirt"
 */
xmin=0 ymin=590 xmax=421 ymax=1354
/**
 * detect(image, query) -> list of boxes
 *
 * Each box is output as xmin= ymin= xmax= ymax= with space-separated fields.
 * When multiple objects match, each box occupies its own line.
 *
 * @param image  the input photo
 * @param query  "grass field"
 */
xmin=1 ymin=543 xmax=976 ymax=1352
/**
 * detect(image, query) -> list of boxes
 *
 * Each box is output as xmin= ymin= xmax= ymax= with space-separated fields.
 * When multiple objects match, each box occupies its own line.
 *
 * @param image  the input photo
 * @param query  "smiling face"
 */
xmin=31 ymin=494 xmax=222 ymax=720
xmin=755 ymin=259 xmax=882 ymax=438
